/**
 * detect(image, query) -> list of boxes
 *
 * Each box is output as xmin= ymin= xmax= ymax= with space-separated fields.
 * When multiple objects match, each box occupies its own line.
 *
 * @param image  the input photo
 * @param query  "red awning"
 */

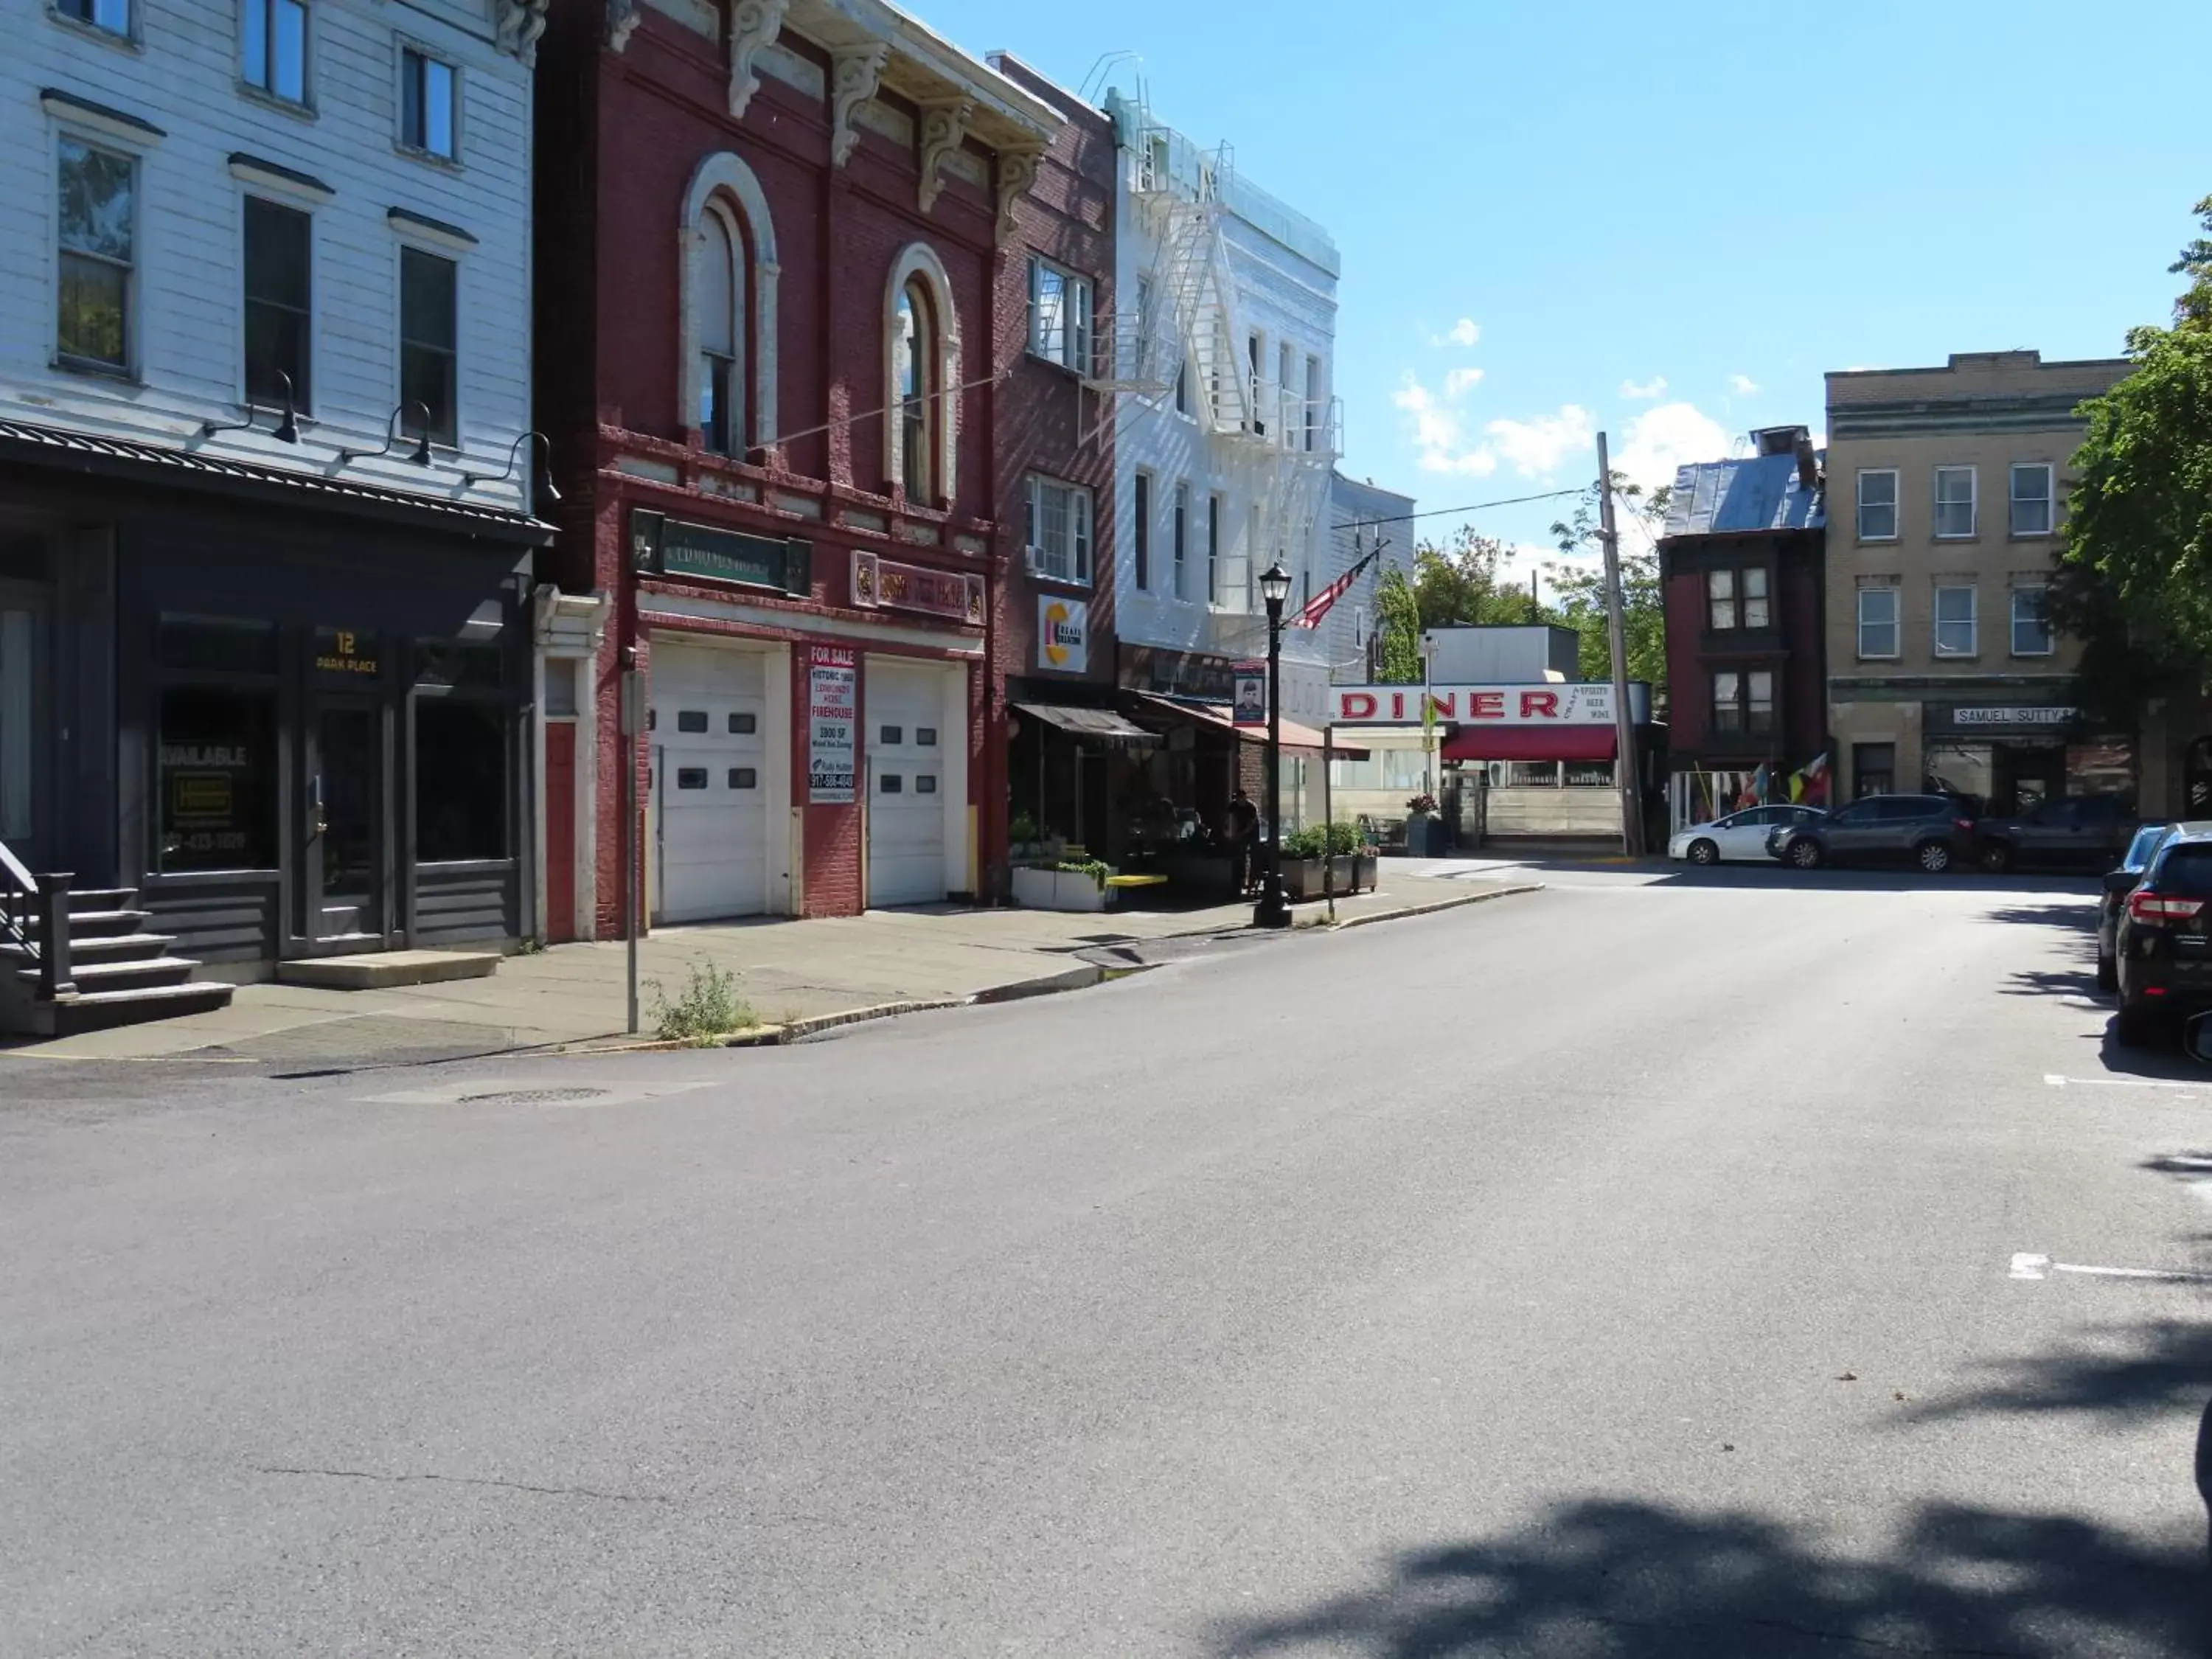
xmin=1439 ymin=724 xmax=1616 ymax=762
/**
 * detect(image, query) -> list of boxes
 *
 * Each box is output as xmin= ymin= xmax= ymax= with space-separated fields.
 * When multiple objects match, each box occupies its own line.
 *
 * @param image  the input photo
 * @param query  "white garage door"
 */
xmin=653 ymin=644 xmax=769 ymax=922
xmin=866 ymin=660 xmax=947 ymax=908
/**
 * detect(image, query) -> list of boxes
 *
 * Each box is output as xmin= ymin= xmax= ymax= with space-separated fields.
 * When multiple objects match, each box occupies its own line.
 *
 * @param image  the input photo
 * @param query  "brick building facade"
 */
xmin=534 ymin=0 xmax=1060 ymax=932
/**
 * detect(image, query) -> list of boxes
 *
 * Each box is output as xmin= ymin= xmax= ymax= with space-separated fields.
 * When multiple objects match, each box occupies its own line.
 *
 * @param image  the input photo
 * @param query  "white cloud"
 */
xmin=1728 ymin=373 xmax=1759 ymax=395
xmin=1611 ymin=400 xmax=1731 ymax=494
xmin=1483 ymin=405 xmax=1594 ymax=479
xmin=1619 ymin=376 xmax=1668 ymax=400
xmin=1394 ymin=370 xmax=1498 ymax=476
xmin=1429 ymin=318 xmax=1481 ymax=349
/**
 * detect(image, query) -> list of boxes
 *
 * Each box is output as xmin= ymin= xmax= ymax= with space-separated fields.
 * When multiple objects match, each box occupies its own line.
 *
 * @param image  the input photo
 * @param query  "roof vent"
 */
xmin=1750 ymin=425 xmax=1808 ymax=458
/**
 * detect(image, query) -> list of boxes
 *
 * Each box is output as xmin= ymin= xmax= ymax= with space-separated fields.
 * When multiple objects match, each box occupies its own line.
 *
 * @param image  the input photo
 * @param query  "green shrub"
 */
xmin=648 ymin=957 xmax=759 ymax=1043
xmin=1054 ymin=858 xmax=1111 ymax=888
xmin=1009 ymin=812 xmax=1040 ymax=844
xmin=1283 ymin=822 xmax=1364 ymax=860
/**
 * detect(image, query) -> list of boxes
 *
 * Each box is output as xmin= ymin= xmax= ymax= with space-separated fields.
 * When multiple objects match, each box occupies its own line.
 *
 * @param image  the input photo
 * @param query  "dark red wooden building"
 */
xmin=533 ymin=0 xmax=1062 ymax=932
xmin=1658 ymin=427 xmax=1829 ymax=819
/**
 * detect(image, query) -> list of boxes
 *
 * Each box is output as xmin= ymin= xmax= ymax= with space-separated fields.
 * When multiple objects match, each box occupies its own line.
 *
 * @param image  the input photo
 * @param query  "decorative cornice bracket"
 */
xmin=606 ymin=0 xmax=640 ymax=52
xmin=829 ymin=44 xmax=891 ymax=168
xmin=917 ymin=97 xmax=975 ymax=215
xmin=995 ymin=144 xmax=1045 ymax=243
xmin=726 ymin=0 xmax=792 ymax=119
xmin=494 ymin=0 xmax=550 ymax=66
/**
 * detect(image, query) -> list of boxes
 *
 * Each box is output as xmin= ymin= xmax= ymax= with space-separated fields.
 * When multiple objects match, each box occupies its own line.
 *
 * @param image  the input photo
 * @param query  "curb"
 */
xmin=1331 ymin=881 xmax=1545 ymax=929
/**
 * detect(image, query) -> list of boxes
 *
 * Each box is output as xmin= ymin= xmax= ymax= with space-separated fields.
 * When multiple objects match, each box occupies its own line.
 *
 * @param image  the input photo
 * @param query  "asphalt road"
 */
xmin=4 ymin=866 xmax=2211 ymax=1657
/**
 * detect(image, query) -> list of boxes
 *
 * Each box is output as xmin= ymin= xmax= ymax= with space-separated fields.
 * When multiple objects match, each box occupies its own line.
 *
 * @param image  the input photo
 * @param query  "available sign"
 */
xmin=1329 ymin=683 xmax=1616 ymax=726
xmin=807 ymin=645 xmax=858 ymax=803
xmin=1039 ymin=597 xmax=1088 ymax=672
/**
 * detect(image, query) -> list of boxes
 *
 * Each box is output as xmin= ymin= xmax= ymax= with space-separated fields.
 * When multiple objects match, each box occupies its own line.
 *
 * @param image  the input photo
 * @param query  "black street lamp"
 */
xmin=1253 ymin=557 xmax=1295 ymax=929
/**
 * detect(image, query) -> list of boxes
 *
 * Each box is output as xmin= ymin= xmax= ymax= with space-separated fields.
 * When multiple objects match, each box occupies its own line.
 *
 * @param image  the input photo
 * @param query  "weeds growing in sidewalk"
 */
xmin=648 ymin=958 xmax=758 ymax=1044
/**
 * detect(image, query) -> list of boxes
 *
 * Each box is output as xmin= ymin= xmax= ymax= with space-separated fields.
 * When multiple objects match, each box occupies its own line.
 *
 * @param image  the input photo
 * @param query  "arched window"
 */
xmin=698 ymin=211 xmax=742 ymax=454
xmin=678 ymin=152 xmax=779 ymax=454
xmin=882 ymin=243 xmax=959 ymax=506
xmin=895 ymin=277 xmax=933 ymax=503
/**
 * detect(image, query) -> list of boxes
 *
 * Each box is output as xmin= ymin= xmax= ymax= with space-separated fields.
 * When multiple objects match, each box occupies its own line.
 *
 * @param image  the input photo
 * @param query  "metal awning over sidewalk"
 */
xmin=1011 ymin=703 xmax=1159 ymax=746
xmin=1128 ymin=695 xmax=1369 ymax=760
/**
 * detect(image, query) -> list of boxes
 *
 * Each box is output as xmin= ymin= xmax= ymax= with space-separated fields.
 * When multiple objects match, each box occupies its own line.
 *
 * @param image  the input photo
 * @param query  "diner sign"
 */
xmin=851 ymin=552 xmax=984 ymax=625
xmin=807 ymin=645 xmax=858 ymax=803
xmin=1329 ymin=683 xmax=1616 ymax=726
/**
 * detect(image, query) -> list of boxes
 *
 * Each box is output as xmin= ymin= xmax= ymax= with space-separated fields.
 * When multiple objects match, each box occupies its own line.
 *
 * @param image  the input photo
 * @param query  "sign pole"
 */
xmin=1595 ymin=433 xmax=1645 ymax=858
xmin=619 ymin=665 xmax=643 ymax=1034
xmin=1322 ymin=726 xmax=1336 ymax=923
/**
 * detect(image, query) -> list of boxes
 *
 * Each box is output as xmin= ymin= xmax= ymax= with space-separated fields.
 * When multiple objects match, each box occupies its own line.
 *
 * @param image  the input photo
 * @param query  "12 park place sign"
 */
xmin=1329 ymin=683 xmax=1617 ymax=726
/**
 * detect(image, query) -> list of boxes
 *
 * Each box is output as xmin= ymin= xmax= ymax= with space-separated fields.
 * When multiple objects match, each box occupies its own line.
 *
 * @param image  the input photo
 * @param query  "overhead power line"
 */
xmin=1327 ymin=487 xmax=1584 ymax=535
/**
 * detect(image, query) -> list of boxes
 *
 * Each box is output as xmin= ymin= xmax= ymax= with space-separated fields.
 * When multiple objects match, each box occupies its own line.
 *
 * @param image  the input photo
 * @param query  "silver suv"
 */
xmin=1767 ymin=794 xmax=1978 ymax=874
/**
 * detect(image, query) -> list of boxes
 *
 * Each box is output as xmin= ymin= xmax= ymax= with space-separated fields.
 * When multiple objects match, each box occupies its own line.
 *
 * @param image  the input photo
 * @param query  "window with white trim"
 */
xmin=1857 ymin=585 xmax=1899 ymax=658
xmin=1027 ymin=257 xmax=1091 ymax=372
xmin=1172 ymin=481 xmax=1189 ymax=599
xmin=1933 ymin=584 xmax=1977 ymax=656
xmin=57 ymin=0 xmax=131 ymax=36
xmin=1208 ymin=493 xmax=1224 ymax=606
xmin=1857 ymin=469 xmax=1898 ymax=540
xmin=243 ymin=0 xmax=308 ymax=106
xmin=895 ymin=277 xmax=934 ymax=501
xmin=1708 ymin=568 xmax=1736 ymax=630
xmin=1304 ymin=355 xmax=1321 ymax=452
xmin=1025 ymin=476 xmax=1091 ymax=585
xmin=2009 ymin=462 xmax=2053 ymax=536
xmin=56 ymin=136 xmax=135 ymax=373
xmin=1933 ymin=465 xmax=1976 ymax=538
xmin=1711 ymin=669 xmax=1775 ymax=736
xmin=399 ymin=244 xmax=458 ymax=445
xmin=696 ymin=209 xmax=740 ymax=453
xmin=2011 ymin=585 xmax=2053 ymax=655
xmin=1132 ymin=470 xmax=1151 ymax=591
xmin=243 ymin=195 xmax=312 ymax=411
xmin=400 ymin=46 xmax=459 ymax=161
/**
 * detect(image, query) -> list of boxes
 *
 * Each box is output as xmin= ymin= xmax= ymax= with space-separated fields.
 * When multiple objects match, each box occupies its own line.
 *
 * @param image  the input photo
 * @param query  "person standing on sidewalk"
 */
xmin=1225 ymin=787 xmax=1259 ymax=896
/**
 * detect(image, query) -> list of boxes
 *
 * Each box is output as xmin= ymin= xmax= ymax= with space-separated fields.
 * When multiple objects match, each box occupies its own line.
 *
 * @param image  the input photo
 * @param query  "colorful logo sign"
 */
xmin=1039 ymin=597 xmax=1088 ymax=673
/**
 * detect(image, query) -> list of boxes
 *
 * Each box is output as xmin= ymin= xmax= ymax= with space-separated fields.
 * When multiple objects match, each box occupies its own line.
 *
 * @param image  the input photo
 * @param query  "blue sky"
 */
xmin=928 ymin=0 xmax=2212 ymax=577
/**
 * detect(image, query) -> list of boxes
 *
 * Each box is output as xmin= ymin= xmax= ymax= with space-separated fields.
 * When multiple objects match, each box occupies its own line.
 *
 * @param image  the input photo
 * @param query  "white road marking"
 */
xmin=2043 ymin=1074 xmax=2212 ymax=1092
xmin=2011 ymin=1251 xmax=2212 ymax=1284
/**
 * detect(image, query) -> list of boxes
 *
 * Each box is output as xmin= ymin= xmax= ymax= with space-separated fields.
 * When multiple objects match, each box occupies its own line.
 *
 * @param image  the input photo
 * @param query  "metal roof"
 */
xmin=0 ymin=418 xmax=554 ymax=543
xmin=1663 ymin=453 xmax=1825 ymax=539
xmin=1012 ymin=703 xmax=1158 ymax=745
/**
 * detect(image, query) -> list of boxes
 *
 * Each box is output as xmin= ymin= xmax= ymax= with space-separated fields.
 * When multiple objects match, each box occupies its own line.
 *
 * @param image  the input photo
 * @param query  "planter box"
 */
xmin=1281 ymin=853 xmax=1378 ymax=900
xmin=1405 ymin=814 xmax=1447 ymax=858
xmin=1010 ymin=866 xmax=1109 ymax=912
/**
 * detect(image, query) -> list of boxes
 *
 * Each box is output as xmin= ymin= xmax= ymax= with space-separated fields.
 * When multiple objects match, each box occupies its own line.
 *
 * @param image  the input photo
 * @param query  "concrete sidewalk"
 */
xmin=0 ymin=871 xmax=1531 ymax=1067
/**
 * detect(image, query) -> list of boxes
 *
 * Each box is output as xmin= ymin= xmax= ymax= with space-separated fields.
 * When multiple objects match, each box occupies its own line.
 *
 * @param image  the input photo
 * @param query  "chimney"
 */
xmin=1794 ymin=434 xmax=1819 ymax=493
xmin=1750 ymin=425 xmax=1808 ymax=458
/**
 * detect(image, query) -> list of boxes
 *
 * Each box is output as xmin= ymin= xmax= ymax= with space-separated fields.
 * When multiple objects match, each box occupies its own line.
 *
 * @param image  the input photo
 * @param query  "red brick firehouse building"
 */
xmin=534 ymin=0 xmax=1062 ymax=932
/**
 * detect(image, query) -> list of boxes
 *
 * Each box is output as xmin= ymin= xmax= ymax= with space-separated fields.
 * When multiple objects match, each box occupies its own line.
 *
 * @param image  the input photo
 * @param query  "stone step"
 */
xmin=0 ymin=932 xmax=177 ymax=964
xmin=21 ymin=908 xmax=155 ymax=939
xmin=18 ymin=956 xmax=201 ymax=993
xmin=277 ymin=950 xmax=502 ymax=991
xmin=46 ymin=981 xmax=234 ymax=1036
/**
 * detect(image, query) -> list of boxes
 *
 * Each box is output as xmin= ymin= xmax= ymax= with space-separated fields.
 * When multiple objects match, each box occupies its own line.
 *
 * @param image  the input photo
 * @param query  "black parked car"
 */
xmin=2096 ymin=821 xmax=2177 ymax=992
xmin=1975 ymin=793 xmax=2135 ymax=874
xmin=2111 ymin=824 xmax=2212 ymax=1043
xmin=1767 ymin=793 xmax=1978 ymax=873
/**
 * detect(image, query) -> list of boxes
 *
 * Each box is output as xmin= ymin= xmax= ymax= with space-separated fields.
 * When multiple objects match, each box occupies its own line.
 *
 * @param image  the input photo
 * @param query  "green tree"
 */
xmin=2053 ymin=195 xmax=2212 ymax=722
xmin=1543 ymin=475 xmax=1671 ymax=692
xmin=1374 ymin=563 xmax=1425 ymax=683
xmin=1409 ymin=525 xmax=1545 ymax=630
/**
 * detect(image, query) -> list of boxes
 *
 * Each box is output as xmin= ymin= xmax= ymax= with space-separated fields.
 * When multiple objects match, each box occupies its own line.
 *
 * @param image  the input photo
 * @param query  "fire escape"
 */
xmin=1084 ymin=108 xmax=1342 ymax=656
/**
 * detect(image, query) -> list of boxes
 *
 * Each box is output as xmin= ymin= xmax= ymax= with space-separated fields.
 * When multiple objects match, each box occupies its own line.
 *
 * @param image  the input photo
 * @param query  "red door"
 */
xmin=546 ymin=720 xmax=577 ymax=941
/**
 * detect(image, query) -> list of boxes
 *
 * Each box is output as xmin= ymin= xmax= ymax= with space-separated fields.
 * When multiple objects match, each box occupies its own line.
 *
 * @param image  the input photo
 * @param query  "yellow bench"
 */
xmin=1103 ymin=873 xmax=1169 ymax=889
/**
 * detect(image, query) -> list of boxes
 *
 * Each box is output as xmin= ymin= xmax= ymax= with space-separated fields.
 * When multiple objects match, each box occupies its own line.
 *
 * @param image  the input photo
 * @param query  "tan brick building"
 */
xmin=1825 ymin=350 xmax=2132 ymax=813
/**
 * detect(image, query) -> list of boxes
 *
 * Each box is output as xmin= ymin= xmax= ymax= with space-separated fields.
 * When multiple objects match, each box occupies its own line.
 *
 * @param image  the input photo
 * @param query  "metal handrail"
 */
xmin=0 ymin=838 xmax=75 ymax=1000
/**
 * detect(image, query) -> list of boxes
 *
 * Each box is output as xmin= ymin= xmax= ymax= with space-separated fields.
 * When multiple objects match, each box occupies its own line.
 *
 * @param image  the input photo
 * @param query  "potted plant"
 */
xmin=1007 ymin=811 xmax=1042 ymax=862
xmin=1404 ymin=792 xmax=1445 ymax=858
xmin=1276 ymin=822 xmax=1375 ymax=900
xmin=1010 ymin=857 xmax=1113 ymax=912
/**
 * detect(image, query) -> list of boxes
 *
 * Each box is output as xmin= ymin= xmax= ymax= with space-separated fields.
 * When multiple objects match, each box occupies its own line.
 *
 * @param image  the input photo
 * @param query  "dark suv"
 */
xmin=2111 ymin=824 xmax=2212 ymax=1043
xmin=1975 ymin=793 xmax=2135 ymax=874
xmin=1767 ymin=793 xmax=1978 ymax=873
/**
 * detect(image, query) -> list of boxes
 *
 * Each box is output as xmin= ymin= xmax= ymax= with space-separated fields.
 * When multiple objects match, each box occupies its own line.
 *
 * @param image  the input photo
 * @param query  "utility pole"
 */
xmin=1595 ymin=432 xmax=1644 ymax=858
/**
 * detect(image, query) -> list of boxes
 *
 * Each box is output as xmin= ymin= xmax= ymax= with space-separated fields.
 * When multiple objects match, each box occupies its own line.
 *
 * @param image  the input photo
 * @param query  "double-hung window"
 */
xmin=2009 ymin=463 xmax=2053 ymax=536
xmin=1857 ymin=585 xmax=1899 ymax=659
xmin=400 ymin=47 xmax=459 ymax=161
xmin=243 ymin=196 xmax=312 ymax=409
xmin=1711 ymin=670 xmax=1776 ymax=737
xmin=1132 ymin=472 xmax=1151 ymax=591
xmin=1933 ymin=466 xmax=1977 ymax=538
xmin=399 ymin=245 xmax=458 ymax=446
xmin=1027 ymin=257 xmax=1091 ymax=372
xmin=2011 ymin=585 xmax=2053 ymax=655
xmin=1706 ymin=567 xmax=1768 ymax=630
xmin=56 ymin=138 xmax=136 ymax=373
xmin=1025 ymin=476 xmax=1092 ymax=585
xmin=1933 ymin=585 xmax=1977 ymax=656
xmin=243 ymin=0 xmax=308 ymax=106
xmin=1708 ymin=568 xmax=1737 ymax=630
xmin=57 ymin=0 xmax=131 ymax=36
xmin=1857 ymin=469 xmax=1898 ymax=540
xmin=1172 ymin=482 xmax=1189 ymax=599
xmin=1304 ymin=355 xmax=1321 ymax=452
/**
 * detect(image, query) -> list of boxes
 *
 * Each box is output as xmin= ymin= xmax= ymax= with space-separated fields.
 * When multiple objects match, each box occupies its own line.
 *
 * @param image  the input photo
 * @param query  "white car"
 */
xmin=1669 ymin=804 xmax=1827 ymax=865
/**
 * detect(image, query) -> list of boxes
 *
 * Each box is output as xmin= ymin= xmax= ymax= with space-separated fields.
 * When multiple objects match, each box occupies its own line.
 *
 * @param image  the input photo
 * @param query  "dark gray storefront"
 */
xmin=0 ymin=426 xmax=549 ymax=972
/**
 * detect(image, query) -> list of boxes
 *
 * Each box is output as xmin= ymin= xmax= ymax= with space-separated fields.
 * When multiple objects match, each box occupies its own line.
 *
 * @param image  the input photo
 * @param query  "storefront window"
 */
xmin=158 ymin=686 xmax=277 ymax=871
xmin=159 ymin=615 xmax=278 ymax=675
xmin=1923 ymin=742 xmax=1994 ymax=813
xmin=414 ymin=698 xmax=507 ymax=861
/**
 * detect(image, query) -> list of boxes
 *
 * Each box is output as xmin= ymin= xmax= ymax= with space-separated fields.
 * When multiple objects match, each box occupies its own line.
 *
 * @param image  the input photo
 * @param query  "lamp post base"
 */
xmin=1252 ymin=874 xmax=1293 ymax=930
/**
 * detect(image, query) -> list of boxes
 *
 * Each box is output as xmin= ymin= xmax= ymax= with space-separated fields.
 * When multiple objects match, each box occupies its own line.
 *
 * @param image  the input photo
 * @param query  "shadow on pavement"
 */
xmin=1900 ymin=1315 xmax=2212 ymax=1429
xmin=1214 ymin=1498 xmax=2205 ymax=1658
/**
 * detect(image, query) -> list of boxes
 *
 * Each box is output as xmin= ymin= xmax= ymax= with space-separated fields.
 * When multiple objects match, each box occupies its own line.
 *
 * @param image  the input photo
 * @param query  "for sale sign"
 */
xmin=807 ymin=645 xmax=857 ymax=803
